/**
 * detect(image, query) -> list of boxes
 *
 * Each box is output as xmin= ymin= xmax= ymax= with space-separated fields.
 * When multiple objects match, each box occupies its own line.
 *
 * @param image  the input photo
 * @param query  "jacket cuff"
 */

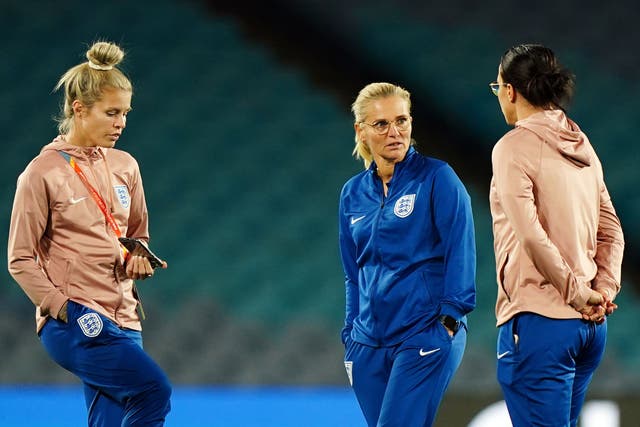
xmin=569 ymin=283 xmax=592 ymax=310
xmin=591 ymin=280 xmax=619 ymax=301
xmin=341 ymin=326 xmax=353 ymax=345
xmin=42 ymin=291 xmax=69 ymax=320
xmin=439 ymin=303 xmax=464 ymax=322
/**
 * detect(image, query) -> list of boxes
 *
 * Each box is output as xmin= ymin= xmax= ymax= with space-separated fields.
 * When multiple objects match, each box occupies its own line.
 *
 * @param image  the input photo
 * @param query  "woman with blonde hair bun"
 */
xmin=8 ymin=40 xmax=171 ymax=426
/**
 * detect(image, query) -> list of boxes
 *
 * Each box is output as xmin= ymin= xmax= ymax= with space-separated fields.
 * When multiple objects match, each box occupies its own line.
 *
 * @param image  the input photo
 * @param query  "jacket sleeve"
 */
xmin=432 ymin=165 xmax=477 ymax=320
xmin=7 ymin=167 xmax=68 ymax=319
xmin=591 ymin=179 xmax=624 ymax=300
xmin=338 ymin=191 xmax=359 ymax=344
xmin=492 ymin=136 xmax=592 ymax=309
xmin=124 ymin=158 xmax=150 ymax=241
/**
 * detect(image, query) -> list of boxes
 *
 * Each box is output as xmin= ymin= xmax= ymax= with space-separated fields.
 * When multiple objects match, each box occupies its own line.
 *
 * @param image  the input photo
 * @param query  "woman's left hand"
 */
xmin=577 ymin=289 xmax=607 ymax=323
xmin=126 ymin=254 xmax=155 ymax=280
xmin=125 ymin=243 xmax=168 ymax=280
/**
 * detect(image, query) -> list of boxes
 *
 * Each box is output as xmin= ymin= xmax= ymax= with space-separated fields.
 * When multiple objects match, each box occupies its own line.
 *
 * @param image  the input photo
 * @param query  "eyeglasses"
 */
xmin=489 ymin=82 xmax=508 ymax=96
xmin=359 ymin=116 xmax=412 ymax=135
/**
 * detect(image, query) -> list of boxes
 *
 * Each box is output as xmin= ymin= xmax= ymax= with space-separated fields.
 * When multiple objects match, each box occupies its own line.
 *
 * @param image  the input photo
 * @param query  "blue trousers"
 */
xmin=497 ymin=312 xmax=607 ymax=427
xmin=344 ymin=321 xmax=466 ymax=427
xmin=40 ymin=301 xmax=171 ymax=426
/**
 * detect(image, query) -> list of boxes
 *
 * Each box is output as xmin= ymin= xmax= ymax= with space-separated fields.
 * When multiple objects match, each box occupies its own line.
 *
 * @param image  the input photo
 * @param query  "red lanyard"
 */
xmin=58 ymin=151 xmax=128 ymax=255
xmin=58 ymin=150 xmax=147 ymax=319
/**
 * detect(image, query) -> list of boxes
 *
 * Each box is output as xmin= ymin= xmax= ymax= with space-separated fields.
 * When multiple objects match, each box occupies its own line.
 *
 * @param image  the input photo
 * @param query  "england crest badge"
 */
xmin=114 ymin=185 xmax=130 ymax=209
xmin=77 ymin=313 xmax=103 ymax=337
xmin=394 ymin=194 xmax=416 ymax=218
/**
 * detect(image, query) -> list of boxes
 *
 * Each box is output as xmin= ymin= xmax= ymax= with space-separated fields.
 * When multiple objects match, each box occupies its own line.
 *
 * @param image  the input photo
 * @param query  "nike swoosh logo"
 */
xmin=497 ymin=351 xmax=511 ymax=360
xmin=69 ymin=196 xmax=88 ymax=204
xmin=351 ymin=215 xmax=366 ymax=225
xmin=419 ymin=348 xmax=441 ymax=357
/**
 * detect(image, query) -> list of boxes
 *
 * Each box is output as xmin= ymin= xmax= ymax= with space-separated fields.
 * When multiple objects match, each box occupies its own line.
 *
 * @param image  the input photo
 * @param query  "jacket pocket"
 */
xmin=62 ymin=258 xmax=73 ymax=295
xmin=497 ymin=253 xmax=511 ymax=302
xmin=421 ymin=264 xmax=444 ymax=308
xmin=45 ymin=257 xmax=74 ymax=295
xmin=496 ymin=315 xmax=520 ymax=386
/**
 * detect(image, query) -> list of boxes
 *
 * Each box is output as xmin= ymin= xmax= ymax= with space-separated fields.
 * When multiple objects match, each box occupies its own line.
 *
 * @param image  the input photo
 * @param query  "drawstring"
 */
xmin=98 ymin=148 xmax=116 ymax=213
xmin=85 ymin=147 xmax=114 ymax=213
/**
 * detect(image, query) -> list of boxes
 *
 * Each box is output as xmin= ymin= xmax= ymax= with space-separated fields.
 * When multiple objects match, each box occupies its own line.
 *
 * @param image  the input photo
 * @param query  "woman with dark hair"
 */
xmin=489 ymin=44 xmax=624 ymax=426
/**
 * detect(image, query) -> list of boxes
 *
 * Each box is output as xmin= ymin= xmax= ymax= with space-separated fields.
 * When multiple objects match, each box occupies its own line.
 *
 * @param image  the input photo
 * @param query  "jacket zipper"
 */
xmin=370 ymin=175 xmax=388 ymax=346
xmin=86 ymin=154 xmax=125 ymax=321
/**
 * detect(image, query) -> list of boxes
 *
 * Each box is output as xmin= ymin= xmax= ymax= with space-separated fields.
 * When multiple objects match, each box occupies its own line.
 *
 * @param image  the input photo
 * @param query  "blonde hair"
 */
xmin=54 ymin=41 xmax=132 ymax=134
xmin=351 ymin=82 xmax=412 ymax=168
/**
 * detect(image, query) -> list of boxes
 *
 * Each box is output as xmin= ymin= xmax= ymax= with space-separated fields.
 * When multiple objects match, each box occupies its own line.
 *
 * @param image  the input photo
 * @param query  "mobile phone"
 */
xmin=118 ymin=237 xmax=164 ymax=269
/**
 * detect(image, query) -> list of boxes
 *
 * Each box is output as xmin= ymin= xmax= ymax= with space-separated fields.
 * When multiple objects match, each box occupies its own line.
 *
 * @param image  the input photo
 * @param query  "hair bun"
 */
xmin=527 ymin=73 xmax=553 ymax=100
xmin=86 ymin=41 xmax=124 ymax=70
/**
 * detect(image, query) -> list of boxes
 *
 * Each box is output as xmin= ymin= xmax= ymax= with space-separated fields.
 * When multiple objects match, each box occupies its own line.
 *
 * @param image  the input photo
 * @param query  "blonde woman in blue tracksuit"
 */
xmin=339 ymin=82 xmax=476 ymax=427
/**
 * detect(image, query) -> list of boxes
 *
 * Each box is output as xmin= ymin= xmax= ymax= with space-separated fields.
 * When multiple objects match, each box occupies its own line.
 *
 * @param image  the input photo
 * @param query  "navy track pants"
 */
xmin=344 ymin=320 xmax=466 ymax=427
xmin=497 ymin=312 xmax=607 ymax=427
xmin=40 ymin=300 xmax=171 ymax=426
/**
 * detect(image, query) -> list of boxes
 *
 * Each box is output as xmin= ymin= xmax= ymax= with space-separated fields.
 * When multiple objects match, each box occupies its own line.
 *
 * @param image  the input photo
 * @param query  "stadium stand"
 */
xmin=1 ymin=0 xmax=639 ymax=399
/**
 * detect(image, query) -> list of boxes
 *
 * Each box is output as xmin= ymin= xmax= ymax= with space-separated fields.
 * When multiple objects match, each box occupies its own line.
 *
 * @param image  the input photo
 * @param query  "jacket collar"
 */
xmin=368 ymin=146 xmax=418 ymax=179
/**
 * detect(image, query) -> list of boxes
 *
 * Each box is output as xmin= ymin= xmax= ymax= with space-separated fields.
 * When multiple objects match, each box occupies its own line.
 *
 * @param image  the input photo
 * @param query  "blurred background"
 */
xmin=1 ymin=0 xmax=639 ymax=425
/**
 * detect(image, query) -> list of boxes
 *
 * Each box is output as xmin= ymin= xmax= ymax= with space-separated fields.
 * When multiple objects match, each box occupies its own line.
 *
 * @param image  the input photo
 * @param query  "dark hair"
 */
xmin=500 ymin=44 xmax=575 ymax=111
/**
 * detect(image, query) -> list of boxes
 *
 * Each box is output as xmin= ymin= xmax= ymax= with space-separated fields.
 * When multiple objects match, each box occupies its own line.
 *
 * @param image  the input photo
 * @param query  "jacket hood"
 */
xmin=41 ymin=135 xmax=105 ymax=159
xmin=516 ymin=110 xmax=591 ymax=167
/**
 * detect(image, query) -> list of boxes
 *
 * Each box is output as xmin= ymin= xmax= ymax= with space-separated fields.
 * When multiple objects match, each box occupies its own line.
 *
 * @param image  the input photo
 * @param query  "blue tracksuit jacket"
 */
xmin=339 ymin=147 xmax=476 ymax=347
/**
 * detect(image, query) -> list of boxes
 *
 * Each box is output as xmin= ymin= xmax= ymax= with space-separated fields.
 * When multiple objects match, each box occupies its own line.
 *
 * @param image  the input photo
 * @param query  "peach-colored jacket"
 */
xmin=490 ymin=110 xmax=624 ymax=326
xmin=8 ymin=136 xmax=149 ymax=332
